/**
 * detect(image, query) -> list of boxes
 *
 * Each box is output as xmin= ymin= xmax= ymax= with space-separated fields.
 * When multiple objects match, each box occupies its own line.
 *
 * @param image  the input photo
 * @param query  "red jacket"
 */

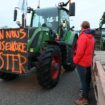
xmin=73 ymin=29 xmax=95 ymax=67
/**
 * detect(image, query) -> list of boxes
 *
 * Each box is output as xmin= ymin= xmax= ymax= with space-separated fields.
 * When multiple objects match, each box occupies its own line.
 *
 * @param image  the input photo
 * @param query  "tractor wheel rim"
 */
xmin=51 ymin=55 xmax=60 ymax=80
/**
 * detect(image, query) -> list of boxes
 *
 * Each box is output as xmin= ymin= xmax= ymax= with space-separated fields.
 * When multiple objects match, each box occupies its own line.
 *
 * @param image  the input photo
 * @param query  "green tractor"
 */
xmin=0 ymin=0 xmax=78 ymax=89
xmin=99 ymin=12 xmax=105 ymax=50
xmin=95 ymin=12 xmax=105 ymax=50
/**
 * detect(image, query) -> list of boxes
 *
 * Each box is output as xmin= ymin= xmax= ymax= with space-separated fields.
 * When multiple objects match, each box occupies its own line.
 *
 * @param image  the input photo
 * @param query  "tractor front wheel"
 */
xmin=37 ymin=45 xmax=61 ymax=89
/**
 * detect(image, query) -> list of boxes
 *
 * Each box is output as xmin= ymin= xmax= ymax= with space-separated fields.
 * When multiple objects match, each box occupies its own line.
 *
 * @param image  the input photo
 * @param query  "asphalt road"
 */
xmin=0 ymin=69 xmax=96 ymax=105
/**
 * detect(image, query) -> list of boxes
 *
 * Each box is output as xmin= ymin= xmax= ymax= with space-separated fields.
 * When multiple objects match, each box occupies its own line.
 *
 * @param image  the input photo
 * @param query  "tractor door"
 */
xmin=59 ymin=9 xmax=72 ymax=44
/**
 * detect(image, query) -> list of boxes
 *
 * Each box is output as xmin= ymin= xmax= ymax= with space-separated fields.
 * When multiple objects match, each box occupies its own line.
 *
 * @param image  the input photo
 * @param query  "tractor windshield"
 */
xmin=31 ymin=7 xmax=59 ymax=32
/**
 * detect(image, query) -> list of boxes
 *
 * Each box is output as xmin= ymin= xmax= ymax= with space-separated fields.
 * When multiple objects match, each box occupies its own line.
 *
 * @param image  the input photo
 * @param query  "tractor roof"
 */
xmin=34 ymin=7 xmax=69 ymax=17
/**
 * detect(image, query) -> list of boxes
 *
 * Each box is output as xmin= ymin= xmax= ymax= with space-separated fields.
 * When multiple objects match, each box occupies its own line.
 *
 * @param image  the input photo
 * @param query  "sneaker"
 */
xmin=74 ymin=97 xmax=89 ymax=105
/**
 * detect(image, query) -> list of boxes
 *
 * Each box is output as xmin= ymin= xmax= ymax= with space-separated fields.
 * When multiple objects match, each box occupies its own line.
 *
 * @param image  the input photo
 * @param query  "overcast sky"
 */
xmin=0 ymin=0 xmax=105 ymax=30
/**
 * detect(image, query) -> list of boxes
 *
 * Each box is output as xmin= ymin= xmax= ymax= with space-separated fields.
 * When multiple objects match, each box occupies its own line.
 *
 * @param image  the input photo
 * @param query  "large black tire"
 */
xmin=37 ymin=45 xmax=61 ymax=89
xmin=63 ymin=35 xmax=78 ymax=71
xmin=0 ymin=72 xmax=18 ymax=81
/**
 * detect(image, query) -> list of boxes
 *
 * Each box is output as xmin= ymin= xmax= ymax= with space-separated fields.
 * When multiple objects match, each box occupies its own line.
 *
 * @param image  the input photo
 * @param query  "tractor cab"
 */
xmin=31 ymin=7 xmax=72 ymax=39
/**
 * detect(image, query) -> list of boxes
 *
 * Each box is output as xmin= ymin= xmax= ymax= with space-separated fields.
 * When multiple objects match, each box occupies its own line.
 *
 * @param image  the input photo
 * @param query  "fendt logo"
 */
xmin=0 ymin=28 xmax=28 ymax=74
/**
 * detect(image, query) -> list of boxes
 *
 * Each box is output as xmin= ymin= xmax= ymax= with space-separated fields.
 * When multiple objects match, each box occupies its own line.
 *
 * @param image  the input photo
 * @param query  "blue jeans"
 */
xmin=76 ymin=65 xmax=91 ymax=99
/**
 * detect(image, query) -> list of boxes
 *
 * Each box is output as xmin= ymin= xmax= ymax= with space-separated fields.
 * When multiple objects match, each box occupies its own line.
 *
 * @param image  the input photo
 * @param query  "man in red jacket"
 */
xmin=73 ymin=21 xmax=95 ymax=105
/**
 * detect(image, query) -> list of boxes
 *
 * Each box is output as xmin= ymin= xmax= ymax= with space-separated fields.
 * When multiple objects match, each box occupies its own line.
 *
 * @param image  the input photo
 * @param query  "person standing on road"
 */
xmin=73 ymin=21 xmax=95 ymax=105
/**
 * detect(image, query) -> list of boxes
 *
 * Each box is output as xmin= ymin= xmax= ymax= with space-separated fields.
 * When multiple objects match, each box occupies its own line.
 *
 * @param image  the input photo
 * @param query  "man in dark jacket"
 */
xmin=73 ymin=21 xmax=95 ymax=105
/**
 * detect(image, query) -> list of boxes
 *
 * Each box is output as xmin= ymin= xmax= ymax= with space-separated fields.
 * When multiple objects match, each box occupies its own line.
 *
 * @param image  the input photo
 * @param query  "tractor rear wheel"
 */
xmin=0 ymin=72 xmax=18 ymax=81
xmin=37 ymin=45 xmax=61 ymax=89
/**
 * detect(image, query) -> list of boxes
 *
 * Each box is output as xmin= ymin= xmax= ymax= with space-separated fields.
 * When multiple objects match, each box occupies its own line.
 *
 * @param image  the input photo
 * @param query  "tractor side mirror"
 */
xmin=69 ymin=1 xmax=75 ymax=16
xmin=13 ymin=8 xmax=18 ymax=21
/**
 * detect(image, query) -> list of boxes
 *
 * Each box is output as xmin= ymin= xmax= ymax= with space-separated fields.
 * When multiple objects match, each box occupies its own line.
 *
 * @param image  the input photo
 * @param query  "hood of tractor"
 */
xmin=27 ymin=26 xmax=54 ymax=53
